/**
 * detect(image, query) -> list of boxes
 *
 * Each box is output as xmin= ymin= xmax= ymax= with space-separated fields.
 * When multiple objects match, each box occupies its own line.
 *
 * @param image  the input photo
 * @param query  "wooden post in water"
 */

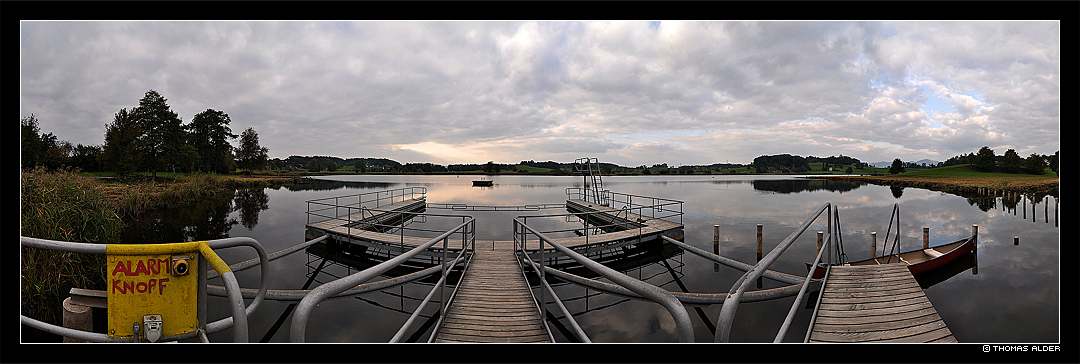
xmin=756 ymin=224 xmax=763 ymax=289
xmin=1045 ymin=196 xmax=1049 ymax=224
xmin=972 ymin=225 xmax=979 ymax=275
xmin=870 ymin=232 xmax=877 ymax=259
xmin=923 ymin=227 xmax=930 ymax=249
xmin=713 ymin=225 xmax=720 ymax=272
xmin=816 ymin=231 xmax=823 ymax=255
xmin=756 ymin=224 xmax=763 ymax=263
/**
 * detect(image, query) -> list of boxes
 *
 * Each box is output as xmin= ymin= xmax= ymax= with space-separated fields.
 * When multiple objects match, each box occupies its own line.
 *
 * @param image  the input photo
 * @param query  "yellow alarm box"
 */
xmin=107 ymin=251 xmax=200 ymax=340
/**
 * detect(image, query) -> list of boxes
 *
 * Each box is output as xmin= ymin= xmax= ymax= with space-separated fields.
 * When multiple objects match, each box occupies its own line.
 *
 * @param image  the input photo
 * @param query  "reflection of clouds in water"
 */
xmin=188 ymin=175 xmax=1056 ymax=342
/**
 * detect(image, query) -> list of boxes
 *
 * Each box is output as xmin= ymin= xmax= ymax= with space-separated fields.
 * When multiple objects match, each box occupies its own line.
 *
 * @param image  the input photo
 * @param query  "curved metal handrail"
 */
xmin=515 ymin=218 xmax=695 ymax=343
xmin=714 ymin=202 xmax=832 ymax=343
xmin=515 ymin=237 xmax=590 ymax=343
xmin=290 ymin=218 xmax=474 ymax=343
xmin=19 ymin=236 xmax=268 ymax=343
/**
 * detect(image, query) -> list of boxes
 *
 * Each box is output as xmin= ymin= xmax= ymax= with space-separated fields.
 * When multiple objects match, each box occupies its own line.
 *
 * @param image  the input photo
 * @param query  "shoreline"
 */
xmin=808 ymin=174 xmax=1059 ymax=196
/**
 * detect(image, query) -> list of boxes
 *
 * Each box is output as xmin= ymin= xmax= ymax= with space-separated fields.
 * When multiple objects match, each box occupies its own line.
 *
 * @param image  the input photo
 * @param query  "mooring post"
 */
xmin=870 ymin=232 xmax=877 ymax=259
xmin=972 ymin=224 xmax=979 ymax=275
xmin=713 ymin=225 xmax=720 ymax=272
xmin=756 ymin=224 xmax=763 ymax=263
xmin=923 ymin=227 xmax=930 ymax=249
xmin=816 ymin=231 xmax=823 ymax=255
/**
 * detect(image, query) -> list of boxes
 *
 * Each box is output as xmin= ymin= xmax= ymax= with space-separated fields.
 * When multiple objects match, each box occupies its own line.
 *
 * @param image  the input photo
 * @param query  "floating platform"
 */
xmin=807 ymin=263 xmax=957 ymax=343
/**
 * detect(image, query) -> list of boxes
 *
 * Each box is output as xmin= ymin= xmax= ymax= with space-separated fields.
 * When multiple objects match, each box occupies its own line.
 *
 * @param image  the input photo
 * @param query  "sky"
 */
xmin=20 ymin=20 xmax=1061 ymax=167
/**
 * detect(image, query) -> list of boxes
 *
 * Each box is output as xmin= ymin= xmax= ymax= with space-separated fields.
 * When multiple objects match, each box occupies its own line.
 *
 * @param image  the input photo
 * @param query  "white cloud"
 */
xmin=20 ymin=20 xmax=1060 ymax=167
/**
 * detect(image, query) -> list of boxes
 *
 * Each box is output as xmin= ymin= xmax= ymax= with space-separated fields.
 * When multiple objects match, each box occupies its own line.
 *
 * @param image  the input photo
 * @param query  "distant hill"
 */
xmin=869 ymin=159 xmax=940 ymax=168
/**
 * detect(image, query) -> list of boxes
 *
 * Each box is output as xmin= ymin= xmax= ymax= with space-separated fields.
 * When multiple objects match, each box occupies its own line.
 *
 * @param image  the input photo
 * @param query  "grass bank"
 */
xmin=20 ymin=168 xmax=299 ymax=335
xmin=812 ymin=165 xmax=1059 ymax=196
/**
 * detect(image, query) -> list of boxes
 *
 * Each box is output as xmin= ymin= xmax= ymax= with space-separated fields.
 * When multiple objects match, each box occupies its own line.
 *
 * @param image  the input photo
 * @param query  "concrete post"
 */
xmin=62 ymin=297 xmax=92 ymax=343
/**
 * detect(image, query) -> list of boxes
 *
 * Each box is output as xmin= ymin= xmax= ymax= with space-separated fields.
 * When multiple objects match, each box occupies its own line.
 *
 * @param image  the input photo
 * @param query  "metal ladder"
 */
xmin=575 ymin=157 xmax=607 ymax=206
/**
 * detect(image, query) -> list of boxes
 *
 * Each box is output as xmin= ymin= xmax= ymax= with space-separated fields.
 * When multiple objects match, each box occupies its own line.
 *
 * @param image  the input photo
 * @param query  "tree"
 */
xmin=100 ymin=108 xmax=143 ymax=178
xmin=1024 ymin=153 xmax=1046 ymax=175
xmin=305 ymin=159 xmax=322 ymax=172
xmin=188 ymin=109 xmax=238 ymax=174
xmin=21 ymin=114 xmax=42 ymax=169
xmin=70 ymin=144 xmax=103 ymax=172
xmin=974 ymin=146 xmax=996 ymax=172
xmin=1001 ymin=149 xmax=1023 ymax=173
xmin=133 ymin=90 xmax=185 ymax=177
xmin=888 ymin=159 xmax=906 ymax=174
xmin=236 ymin=127 xmax=269 ymax=171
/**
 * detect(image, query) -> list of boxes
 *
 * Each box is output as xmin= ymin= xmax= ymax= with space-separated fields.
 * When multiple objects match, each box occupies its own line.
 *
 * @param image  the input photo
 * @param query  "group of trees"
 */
xmin=970 ymin=146 xmax=1055 ymax=175
xmin=751 ymin=154 xmax=812 ymax=173
xmin=21 ymin=90 xmax=269 ymax=177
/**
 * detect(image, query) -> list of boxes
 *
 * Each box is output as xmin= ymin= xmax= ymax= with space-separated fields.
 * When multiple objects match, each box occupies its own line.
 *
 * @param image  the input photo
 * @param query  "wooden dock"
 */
xmin=433 ymin=241 xmax=551 ymax=343
xmin=807 ymin=263 xmax=957 ymax=343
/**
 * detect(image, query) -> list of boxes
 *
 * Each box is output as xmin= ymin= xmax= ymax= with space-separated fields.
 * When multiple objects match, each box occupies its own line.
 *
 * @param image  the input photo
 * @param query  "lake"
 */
xmin=119 ymin=174 xmax=1059 ymax=344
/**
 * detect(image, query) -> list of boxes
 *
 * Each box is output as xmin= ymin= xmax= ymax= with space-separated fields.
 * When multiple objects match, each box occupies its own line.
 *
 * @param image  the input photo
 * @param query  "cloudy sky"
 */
xmin=20 ymin=20 xmax=1060 ymax=167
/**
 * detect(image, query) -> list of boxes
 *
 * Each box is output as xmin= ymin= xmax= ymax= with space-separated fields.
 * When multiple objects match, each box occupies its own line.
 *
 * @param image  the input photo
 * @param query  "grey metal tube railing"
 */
xmin=714 ymin=202 xmax=832 ymax=343
xmin=290 ymin=218 xmax=474 ymax=343
xmin=206 ymin=235 xmax=326 ymax=279
xmin=516 ymin=218 xmax=695 ymax=343
xmin=517 ymin=239 xmax=590 ymax=343
xmin=388 ymin=254 xmax=468 ymax=342
xmin=540 ymin=264 xmax=806 ymax=305
xmin=19 ymin=236 xmax=265 ymax=343
xmin=773 ymin=206 xmax=836 ymax=342
xmin=202 ymin=237 xmax=269 ymax=337
xmin=205 ymin=255 xmax=454 ymax=301
xmin=660 ymin=235 xmax=807 ymax=285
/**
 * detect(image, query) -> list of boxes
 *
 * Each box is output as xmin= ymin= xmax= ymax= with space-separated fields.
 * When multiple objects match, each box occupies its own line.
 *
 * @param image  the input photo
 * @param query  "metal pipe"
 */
xmin=517 ymin=218 xmax=695 ymax=343
xmin=519 ymin=244 xmax=591 ymax=342
xmin=20 ymin=237 xmax=260 ymax=343
xmin=660 ymin=236 xmax=807 ymax=285
xmin=202 ymin=237 xmax=269 ymax=339
xmin=290 ymin=218 xmax=473 ymax=343
xmin=542 ymin=265 xmax=806 ymax=304
xmin=714 ymin=202 xmax=831 ymax=343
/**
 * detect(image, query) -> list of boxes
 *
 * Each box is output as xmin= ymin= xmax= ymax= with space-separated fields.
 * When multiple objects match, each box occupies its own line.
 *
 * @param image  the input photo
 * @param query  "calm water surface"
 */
xmin=121 ymin=174 xmax=1059 ymax=344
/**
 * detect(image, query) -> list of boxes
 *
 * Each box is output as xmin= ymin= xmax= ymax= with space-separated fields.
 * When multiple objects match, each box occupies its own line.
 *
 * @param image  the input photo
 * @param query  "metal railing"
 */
xmin=19 ymin=236 xmax=268 ymax=343
xmin=713 ymin=202 xmax=838 ymax=343
xmin=566 ymin=187 xmax=684 ymax=226
xmin=306 ymin=186 xmax=427 ymax=225
xmin=514 ymin=233 xmax=589 ymax=343
xmin=515 ymin=218 xmax=695 ymax=343
xmin=290 ymin=217 xmax=474 ymax=342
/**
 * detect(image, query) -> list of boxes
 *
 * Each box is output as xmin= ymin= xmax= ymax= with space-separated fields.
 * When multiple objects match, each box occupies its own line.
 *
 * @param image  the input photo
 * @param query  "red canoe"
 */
xmin=807 ymin=237 xmax=976 ymax=279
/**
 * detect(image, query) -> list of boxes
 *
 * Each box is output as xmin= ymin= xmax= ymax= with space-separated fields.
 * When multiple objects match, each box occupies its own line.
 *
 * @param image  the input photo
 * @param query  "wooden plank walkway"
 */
xmin=807 ymin=263 xmax=957 ymax=343
xmin=433 ymin=242 xmax=550 ymax=342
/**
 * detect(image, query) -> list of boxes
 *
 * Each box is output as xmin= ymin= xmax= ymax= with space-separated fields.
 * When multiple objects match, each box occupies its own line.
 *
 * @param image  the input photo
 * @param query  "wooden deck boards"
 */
xmin=808 ymin=263 xmax=957 ymax=343
xmin=433 ymin=244 xmax=550 ymax=343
